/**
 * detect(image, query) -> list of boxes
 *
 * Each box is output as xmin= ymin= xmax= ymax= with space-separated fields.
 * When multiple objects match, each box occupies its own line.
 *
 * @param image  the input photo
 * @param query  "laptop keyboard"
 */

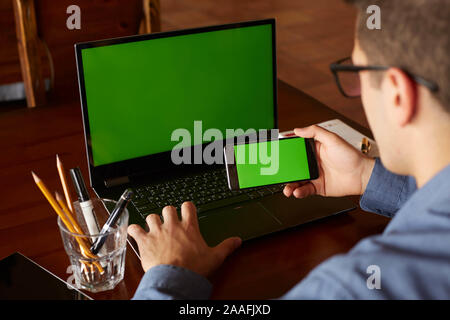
xmin=131 ymin=168 xmax=285 ymax=219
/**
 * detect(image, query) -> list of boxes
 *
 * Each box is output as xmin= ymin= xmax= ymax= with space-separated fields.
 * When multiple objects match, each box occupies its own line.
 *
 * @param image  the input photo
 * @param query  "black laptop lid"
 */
xmin=75 ymin=19 xmax=277 ymax=189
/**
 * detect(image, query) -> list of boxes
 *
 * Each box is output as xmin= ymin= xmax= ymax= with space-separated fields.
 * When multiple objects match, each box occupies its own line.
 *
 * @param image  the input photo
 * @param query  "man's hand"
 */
xmin=284 ymin=125 xmax=375 ymax=199
xmin=127 ymin=202 xmax=242 ymax=277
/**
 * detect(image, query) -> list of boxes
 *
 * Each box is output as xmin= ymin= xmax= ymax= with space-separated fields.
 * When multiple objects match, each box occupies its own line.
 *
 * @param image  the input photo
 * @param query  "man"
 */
xmin=129 ymin=0 xmax=450 ymax=299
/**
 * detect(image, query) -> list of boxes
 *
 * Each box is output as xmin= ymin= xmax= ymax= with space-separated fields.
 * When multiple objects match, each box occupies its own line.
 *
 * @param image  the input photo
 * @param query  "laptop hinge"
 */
xmin=104 ymin=176 xmax=130 ymax=188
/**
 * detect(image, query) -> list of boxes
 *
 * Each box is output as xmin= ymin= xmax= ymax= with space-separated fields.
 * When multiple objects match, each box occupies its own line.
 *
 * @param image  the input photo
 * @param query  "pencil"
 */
xmin=56 ymin=154 xmax=74 ymax=213
xmin=32 ymin=172 xmax=104 ymax=274
xmin=55 ymin=193 xmax=96 ymax=278
xmin=55 ymin=191 xmax=84 ymax=236
xmin=55 ymin=191 xmax=99 ymax=276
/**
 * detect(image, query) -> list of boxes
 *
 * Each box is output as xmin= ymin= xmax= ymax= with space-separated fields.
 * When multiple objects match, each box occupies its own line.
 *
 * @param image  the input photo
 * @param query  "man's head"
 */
xmin=347 ymin=0 xmax=450 ymax=176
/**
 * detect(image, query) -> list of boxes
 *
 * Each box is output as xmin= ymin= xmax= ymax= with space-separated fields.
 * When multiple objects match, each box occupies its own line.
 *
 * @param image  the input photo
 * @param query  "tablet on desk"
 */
xmin=0 ymin=252 xmax=91 ymax=300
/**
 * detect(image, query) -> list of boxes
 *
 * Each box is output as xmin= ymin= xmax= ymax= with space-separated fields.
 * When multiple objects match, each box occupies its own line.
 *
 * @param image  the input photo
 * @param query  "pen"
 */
xmin=361 ymin=137 xmax=371 ymax=155
xmin=69 ymin=167 xmax=100 ymax=236
xmin=90 ymin=189 xmax=133 ymax=255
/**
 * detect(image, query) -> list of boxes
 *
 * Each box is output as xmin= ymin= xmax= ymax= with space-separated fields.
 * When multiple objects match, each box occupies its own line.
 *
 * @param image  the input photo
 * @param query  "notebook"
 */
xmin=279 ymin=119 xmax=379 ymax=157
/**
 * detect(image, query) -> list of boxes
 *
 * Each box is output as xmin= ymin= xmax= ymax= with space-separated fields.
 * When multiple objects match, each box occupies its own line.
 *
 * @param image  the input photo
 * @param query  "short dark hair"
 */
xmin=346 ymin=0 xmax=449 ymax=111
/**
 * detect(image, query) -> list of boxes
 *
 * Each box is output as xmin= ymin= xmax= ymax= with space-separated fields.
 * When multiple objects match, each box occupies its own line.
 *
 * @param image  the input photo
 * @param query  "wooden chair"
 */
xmin=139 ymin=0 xmax=161 ymax=35
xmin=8 ymin=0 xmax=160 ymax=108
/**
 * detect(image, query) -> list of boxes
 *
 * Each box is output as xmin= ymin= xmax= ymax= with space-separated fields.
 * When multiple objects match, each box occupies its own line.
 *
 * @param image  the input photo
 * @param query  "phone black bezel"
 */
xmin=74 ymin=18 xmax=278 ymax=189
xmin=224 ymin=136 xmax=319 ymax=190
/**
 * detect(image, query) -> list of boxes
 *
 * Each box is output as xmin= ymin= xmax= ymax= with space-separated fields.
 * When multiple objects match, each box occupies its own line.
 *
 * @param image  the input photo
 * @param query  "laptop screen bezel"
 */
xmin=75 ymin=18 xmax=278 ymax=189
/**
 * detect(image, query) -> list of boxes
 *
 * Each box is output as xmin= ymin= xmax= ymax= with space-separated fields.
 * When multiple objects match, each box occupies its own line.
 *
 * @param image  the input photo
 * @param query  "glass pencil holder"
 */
xmin=57 ymin=198 xmax=129 ymax=293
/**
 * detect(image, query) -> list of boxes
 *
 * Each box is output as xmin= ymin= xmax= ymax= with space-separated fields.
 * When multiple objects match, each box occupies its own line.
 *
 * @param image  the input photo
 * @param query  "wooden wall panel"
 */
xmin=0 ymin=0 xmax=22 ymax=84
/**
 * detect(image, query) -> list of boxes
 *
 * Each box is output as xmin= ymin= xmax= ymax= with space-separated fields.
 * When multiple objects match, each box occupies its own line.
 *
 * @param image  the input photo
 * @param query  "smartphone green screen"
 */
xmin=234 ymin=138 xmax=310 ymax=188
xmin=81 ymin=23 xmax=274 ymax=167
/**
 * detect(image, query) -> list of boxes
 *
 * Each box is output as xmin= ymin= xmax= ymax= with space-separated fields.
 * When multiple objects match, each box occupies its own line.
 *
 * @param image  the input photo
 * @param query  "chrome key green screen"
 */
xmin=81 ymin=24 xmax=275 ymax=166
xmin=234 ymin=138 xmax=311 ymax=188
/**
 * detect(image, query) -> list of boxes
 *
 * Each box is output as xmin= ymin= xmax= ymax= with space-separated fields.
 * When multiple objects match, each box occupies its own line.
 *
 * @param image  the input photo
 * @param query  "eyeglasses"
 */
xmin=329 ymin=57 xmax=439 ymax=98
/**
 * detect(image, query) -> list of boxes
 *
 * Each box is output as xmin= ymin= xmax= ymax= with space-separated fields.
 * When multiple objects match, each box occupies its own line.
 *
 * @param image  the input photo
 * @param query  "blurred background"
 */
xmin=0 ymin=0 xmax=365 ymax=126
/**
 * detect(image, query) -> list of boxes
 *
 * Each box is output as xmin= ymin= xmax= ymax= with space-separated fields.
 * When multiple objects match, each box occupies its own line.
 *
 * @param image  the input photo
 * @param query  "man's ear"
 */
xmin=384 ymin=68 xmax=418 ymax=126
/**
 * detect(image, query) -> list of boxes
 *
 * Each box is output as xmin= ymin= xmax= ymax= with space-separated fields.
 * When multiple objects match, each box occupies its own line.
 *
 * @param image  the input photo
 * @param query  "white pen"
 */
xmin=69 ymin=167 xmax=100 ymax=237
xmin=69 ymin=168 xmax=108 ymax=267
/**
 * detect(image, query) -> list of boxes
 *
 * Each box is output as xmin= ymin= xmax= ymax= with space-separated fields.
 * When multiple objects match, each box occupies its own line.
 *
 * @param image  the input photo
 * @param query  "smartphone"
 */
xmin=224 ymin=137 xmax=319 ymax=190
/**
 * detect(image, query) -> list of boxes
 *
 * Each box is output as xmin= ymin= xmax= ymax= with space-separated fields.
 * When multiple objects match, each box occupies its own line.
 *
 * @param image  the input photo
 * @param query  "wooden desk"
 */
xmin=0 ymin=80 xmax=389 ymax=299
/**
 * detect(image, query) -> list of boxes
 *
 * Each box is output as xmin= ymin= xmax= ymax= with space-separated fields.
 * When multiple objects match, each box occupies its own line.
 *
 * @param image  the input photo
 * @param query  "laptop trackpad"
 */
xmin=198 ymin=202 xmax=282 ymax=247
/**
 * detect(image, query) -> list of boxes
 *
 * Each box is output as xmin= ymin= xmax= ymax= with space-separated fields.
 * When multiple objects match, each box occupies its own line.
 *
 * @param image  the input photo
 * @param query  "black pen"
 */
xmin=90 ymin=189 xmax=134 ymax=255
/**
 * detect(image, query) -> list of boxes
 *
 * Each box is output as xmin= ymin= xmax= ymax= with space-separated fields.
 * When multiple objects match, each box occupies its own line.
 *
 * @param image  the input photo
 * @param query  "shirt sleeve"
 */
xmin=132 ymin=264 xmax=212 ymax=300
xmin=359 ymin=158 xmax=416 ymax=217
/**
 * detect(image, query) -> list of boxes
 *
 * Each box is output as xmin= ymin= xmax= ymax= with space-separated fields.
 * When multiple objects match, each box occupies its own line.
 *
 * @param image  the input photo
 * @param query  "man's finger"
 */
xmin=294 ymin=125 xmax=339 ymax=144
xmin=293 ymin=182 xmax=316 ymax=199
xmin=127 ymin=224 xmax=147 ymax=242
xmin=161 ymin=205 xmax=179 ymax=225
xmin=146 ymin=213 xmax=162 ymax=232
xmin=181 ymin=201 xmax=198 ymax=229
xmin=284 ymin=182 xmax=305 ymax=197
xmin=213 ymin=237 xmax=242 ymax=262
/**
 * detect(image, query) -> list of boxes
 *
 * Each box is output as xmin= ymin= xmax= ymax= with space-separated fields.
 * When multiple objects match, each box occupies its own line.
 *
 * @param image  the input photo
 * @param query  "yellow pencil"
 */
xmin=55 ymin=191 xmax=84 ymax=235
xmin=32 ymin=172 xmax=104 ymax=274
xmin=55 ymin=191 xmax=99 ymax=276
xmin=55 ymin=192 xmax=97 ymax=277
xmin=56 ymin=154 xmax=74 ymax=213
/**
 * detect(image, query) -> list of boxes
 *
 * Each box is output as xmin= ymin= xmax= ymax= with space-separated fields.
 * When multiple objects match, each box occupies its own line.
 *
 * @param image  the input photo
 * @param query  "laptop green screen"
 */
xmin=80 ymin=23 xmax=275 ymax=167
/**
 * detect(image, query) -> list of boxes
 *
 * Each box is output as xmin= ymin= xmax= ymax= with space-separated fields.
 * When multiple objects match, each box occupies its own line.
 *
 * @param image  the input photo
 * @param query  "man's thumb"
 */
xmin=294 ymin=125 xmax=336 ymax=144
xmin=214 ymin=237 xmax=242 ymax=261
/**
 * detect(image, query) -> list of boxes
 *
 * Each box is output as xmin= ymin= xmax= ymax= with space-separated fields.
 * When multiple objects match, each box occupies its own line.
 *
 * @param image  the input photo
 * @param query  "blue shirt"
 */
xmin=132 ymin=159 xmax=450 ymax=299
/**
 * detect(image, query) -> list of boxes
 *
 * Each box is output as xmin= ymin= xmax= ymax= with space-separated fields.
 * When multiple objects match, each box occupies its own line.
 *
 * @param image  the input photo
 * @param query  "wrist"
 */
xmin=360 ymin=157 xmax=376 ymax=195
xmin=134 ymin=264 xmax=212 ymax=300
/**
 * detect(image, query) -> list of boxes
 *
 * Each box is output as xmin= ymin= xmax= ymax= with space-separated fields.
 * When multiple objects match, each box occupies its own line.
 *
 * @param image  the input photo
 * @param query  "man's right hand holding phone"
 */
xmin=284 ymin=125 xmax=375 ymax=199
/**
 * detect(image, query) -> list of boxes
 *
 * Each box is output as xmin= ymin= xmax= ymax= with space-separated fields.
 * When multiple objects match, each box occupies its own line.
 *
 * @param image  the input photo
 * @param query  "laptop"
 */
xmin=75 ymin=19 xmax=356 ymax=255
